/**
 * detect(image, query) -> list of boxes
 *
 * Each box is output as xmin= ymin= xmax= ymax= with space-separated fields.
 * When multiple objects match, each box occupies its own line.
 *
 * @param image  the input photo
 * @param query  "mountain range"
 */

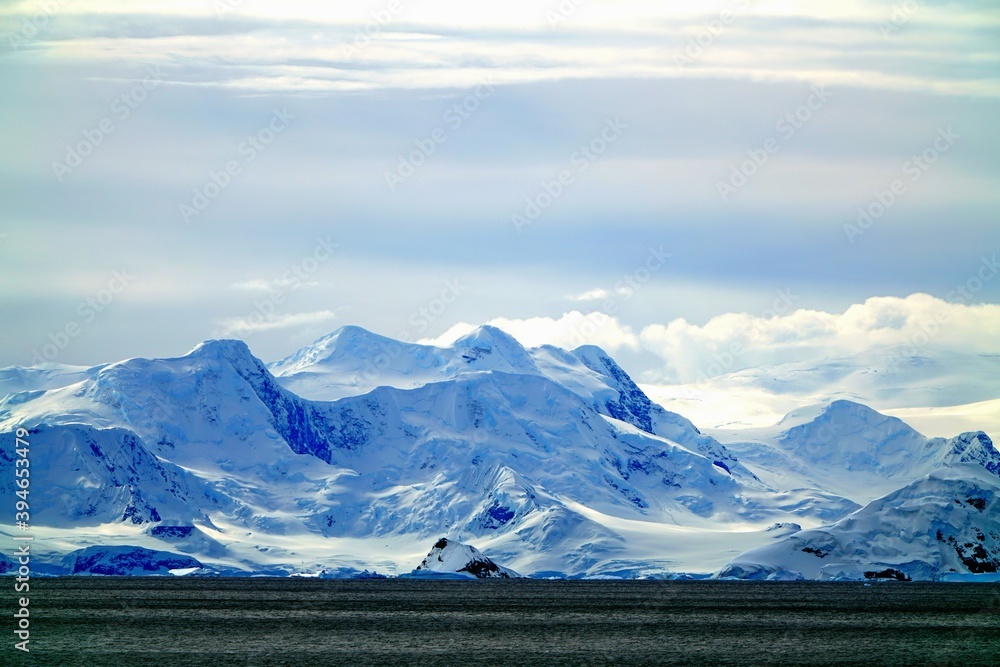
xmin=1 ymin=325 xmax=997 ymax=580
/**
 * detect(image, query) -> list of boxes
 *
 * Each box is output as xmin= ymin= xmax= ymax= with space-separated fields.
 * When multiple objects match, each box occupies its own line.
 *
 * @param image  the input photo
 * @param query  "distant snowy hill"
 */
xmin=0 ymin=363 xmax=105 ymax=395
xmin=62 ymin=546 xmax=203 ymax=576
xmin=722 ymin=400 xmax=1000 ymax=503
xmin=718 ymin=464 xmax=1000 ymax=581
xmin=1 ymin=326 xmax=997 ymax=579
xmin=409 ymin=538 xmax=521 ymax=579
xmin=644 ymin=347 xmax=1000 ymax=437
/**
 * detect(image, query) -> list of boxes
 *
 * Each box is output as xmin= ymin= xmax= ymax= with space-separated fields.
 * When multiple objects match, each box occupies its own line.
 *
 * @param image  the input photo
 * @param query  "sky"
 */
xmin=1 ymin=0 xmax=998 ymax=390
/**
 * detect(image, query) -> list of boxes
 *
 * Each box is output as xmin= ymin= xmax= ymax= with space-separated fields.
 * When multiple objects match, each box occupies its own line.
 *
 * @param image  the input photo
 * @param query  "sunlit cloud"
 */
xmin=3 ymin=1 xmax=998 ymax=96
xmin=216 ymin=310 xmax=337 ymax=336
xmin=567 ymin=288 xmax=610 ymax=302
xmin=231 ymin=278 xmax=320 ymax=292
xmin=641 ymin=293 xmax=1000 ymax=383
xmin=0 ymin=0 xmax=996 ymax=374
xmin=421 ymin=294 xmax=1000 ymax=385
xmin=423 ymin=311 xmax=640 ymax=353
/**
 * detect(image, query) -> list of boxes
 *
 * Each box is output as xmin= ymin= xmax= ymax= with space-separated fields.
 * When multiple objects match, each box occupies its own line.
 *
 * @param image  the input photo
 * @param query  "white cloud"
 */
xmin=421 ymin=311 xmax=640 ymax=353
xmin=567 ymin=288 xmax=610 ymax=302
xmin=230 ymin=279 xmax=275 ymax=292
xmin=7 ymin=2 xmax=998 ymax=96
xmin=640 ymin=293 xmax=1000 ymax=383
xmin=420 ymin=322 xmax=479 ymax=347
xmin=420 ymin=295 xmax=1000 ymax=379
xmin=231 ymin=278 xmax=320 ymax=292
xmin=216 ymin=310 xmax=337 ymax=336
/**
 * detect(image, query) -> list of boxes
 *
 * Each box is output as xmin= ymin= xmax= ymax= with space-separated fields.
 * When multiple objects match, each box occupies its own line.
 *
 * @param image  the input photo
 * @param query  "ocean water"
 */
xmin=17 ymin=578 xmax=1000 ymax=666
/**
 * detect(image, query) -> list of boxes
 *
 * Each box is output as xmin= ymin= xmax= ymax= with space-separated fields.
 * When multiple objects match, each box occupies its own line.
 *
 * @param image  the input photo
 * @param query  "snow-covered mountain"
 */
xmin=409 ymin=538 xmax=521 ymax=579
xmin=645 ymin=347 xmax=1000 ymax=437
xmin=718 ymin=464 xmax=1000 ymax=581
xmin=271 ymin=325 xmax=737 ymax=468
xmin=722 ymin=400 xmax=1000 ymax=503
xmin=62 ymin=546 xmax=204 ymax=576
xmin=1 ymin=326 xmax=997 ymax=579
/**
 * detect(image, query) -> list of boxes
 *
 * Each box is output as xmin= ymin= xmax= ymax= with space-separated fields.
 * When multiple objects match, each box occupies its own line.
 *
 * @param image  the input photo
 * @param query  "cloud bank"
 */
xmin=427 ymin=292 xmax=1000 ymax=383
xmin=3 ymin=1 xmax=998 ymax=96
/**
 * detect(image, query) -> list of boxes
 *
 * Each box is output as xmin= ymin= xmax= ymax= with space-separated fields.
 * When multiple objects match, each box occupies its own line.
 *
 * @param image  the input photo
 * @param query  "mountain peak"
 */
xmin=188 ymin=338 xmax=255 ymax=361
xmin=778 ymin=399 xmax=895 ymax=431
xmin=777 ymin=399 xmax=921 ymax=449
xmin=826 ymin=399 xmax=877 ymax=414
xmin=944 ymin=432 xmax=1000 ymax=475
xmin=453 ymin=325 xmax=523 ymax=350
xmin=411 ymin=537 xmax=521 ymax=579
xmin=572 ymin=343 xmax=614 ymax=360
xmin=450 ymin=325 xmax=538 ymax=373
xmin=183 ymin=339 xmax=264 ymax=376
xmin=572 ymin=345 xmax=631 ymax=382
xmin=328 ymin=325 xmax=394 ymax=349
xmin=270 ymin=326 xmax=410 ymax=376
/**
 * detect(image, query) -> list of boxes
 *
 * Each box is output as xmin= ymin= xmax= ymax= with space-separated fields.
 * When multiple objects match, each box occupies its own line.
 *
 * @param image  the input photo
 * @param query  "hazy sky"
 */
xmin=1 ymin=0 xmax=998 ymax=382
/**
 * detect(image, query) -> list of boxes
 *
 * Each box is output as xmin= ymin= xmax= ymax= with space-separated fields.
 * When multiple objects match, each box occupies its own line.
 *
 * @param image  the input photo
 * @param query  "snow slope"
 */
xmin=0 ymin=363 xmax=105 ymax=395
xmin=0 ymin=424 xmax=223 ymax=528
xmin=718 ymin=464 xmax=1000 ymax=581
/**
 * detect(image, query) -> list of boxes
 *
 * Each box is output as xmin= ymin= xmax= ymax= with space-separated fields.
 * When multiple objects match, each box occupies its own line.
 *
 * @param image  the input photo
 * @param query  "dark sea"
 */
xmin=15 ymin=578 xmax=1000 ymax=666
